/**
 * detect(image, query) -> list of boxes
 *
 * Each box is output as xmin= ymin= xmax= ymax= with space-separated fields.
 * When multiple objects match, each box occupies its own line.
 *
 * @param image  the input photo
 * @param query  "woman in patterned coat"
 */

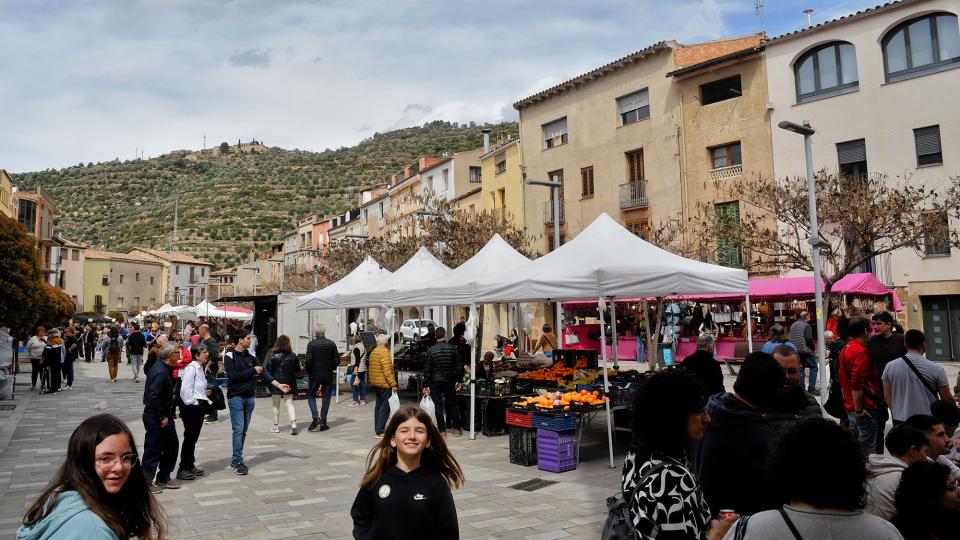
xmin=621 ymin=370 xmax=737 ymax=540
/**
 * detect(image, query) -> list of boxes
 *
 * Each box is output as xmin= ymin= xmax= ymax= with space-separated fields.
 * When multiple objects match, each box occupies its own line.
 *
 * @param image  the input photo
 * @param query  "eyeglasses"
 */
xmin=95 ymin=453 xmax=138 ymax=470
xmin=784 ymin=368 xmax=801 ymax=375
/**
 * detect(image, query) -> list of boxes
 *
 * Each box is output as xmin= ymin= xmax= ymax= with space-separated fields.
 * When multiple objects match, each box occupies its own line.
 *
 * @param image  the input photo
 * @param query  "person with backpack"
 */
xmin=105 ymin=328 xmax=122 ymax=383
xmin=612 ymin=369 xmax=736 ymax=540
xmin=126 ymin=323 xmax=147 ymax=383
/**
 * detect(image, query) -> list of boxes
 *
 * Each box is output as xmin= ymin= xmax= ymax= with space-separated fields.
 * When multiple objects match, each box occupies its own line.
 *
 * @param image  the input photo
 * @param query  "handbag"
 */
xmin=601 ymin=461 xmax=667 ymax=540
xmin=209 ymin=386 xmax=226 ymax=411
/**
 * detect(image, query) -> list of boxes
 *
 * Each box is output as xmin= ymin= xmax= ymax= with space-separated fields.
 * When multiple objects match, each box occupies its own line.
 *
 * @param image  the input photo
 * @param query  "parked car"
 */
xmin=399 ymin=319 xmax=437 ymax=343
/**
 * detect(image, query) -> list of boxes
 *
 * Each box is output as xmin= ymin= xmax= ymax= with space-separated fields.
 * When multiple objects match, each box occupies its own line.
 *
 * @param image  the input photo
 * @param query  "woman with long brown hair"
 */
xmin=18 ymin=413 xmax=166 ymax=539
xmin=267 ymin=335 xmax=300 ymax=435
xmin=351 ymin=405 xmax=463 ymax=539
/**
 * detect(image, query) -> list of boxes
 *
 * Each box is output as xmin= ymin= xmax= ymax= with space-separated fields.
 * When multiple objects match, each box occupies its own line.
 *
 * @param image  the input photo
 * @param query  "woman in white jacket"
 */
xmin=177 ymin=347 xmax=211 ymax=481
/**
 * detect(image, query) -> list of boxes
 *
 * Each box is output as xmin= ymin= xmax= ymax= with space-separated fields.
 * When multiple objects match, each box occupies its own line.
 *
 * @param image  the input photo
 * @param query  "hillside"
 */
xmin=12 ymin=121 xmax=518 ymax=269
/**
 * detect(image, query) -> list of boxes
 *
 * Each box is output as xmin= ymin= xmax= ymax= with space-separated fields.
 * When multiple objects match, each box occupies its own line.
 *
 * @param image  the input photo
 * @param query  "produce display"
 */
xmin=512 ymin=389 xmax=607 ymax=411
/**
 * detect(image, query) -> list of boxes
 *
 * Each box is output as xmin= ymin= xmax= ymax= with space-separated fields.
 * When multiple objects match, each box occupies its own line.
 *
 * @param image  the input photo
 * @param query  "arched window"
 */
xmin=794 ymin=42 xmax=859 ymax=103
xmin=882 ymin=12 xmax=960 ymax=82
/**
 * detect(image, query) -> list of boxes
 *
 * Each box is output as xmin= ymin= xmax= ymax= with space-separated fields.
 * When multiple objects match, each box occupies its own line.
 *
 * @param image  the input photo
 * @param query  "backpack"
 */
xmin=601 ymin=461 xmax=667 ymax=540
xmin=108 ymin=337 xmax=120 ymax=354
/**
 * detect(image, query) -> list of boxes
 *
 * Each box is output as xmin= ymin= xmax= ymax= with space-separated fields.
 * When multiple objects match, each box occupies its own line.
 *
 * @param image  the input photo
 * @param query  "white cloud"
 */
xmin=0 ymin=0 xmax=742 ymax=172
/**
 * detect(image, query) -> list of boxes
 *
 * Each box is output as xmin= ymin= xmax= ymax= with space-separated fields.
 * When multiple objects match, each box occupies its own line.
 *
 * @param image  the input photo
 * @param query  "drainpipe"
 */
xmin=678 ymin=90 xmax=689 ymax=246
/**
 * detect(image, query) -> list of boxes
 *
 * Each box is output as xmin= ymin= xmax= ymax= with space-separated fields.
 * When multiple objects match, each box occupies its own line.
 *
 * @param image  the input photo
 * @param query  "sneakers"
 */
xmin=359 ymin=400 xmax=367 ymax=406
xmin=156 ymin=479 xmax=181 ymax=489
xmin=188 ymin=467 xmax=205 ymax=477
xmin=291 ymin=425 xmax=299 ymax=436
xmin=452 ymin=428 xmax=463 ymax=437
xmin=809 ymin=388 xmax=821 ymax=396
xmin=307 ymin=419 xmax=320 ymax=432
xmin=271 ymin=424 xmax=280 ymax=433
xmin=175 ymin=470 xmax=196 ymax=481
xmin=347 ymin=401 xmax=360 ymax=407
xmin=148 ymin=482 xmax=163 ymax=494
xmin=204 ymin=416 xmax=220 ymax=424
xmin=232 ymin=462 xmax=249 ymax=475
xmin=319 ymin=423 xmax=330 ymax=432
xmin=374 ymin=433 xmax=383 ymax=439
xmin=134 ymin=377 xmax=140 ymax=383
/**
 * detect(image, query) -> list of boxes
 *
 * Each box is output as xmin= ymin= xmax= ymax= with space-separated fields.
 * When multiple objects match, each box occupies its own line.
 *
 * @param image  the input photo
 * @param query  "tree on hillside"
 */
xmin=701 ymin=171 xmax=960 ymax=313
xmin=0 ymin=215 xmax=44 ymax=329
xmin=219 ymin=142 xmax=230 ymax=154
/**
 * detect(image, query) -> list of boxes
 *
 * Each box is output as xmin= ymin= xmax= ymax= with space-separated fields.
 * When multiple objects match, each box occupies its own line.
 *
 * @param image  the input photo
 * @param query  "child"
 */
xmin=351 ymin=405 xmax=463 ymax=539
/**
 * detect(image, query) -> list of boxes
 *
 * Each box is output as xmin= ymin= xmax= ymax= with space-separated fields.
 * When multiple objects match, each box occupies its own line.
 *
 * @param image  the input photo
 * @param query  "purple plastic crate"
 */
xmin=537 ymin=429 xmax=575 ymax=446
xmin=538 ymin=441 xmax=576 ymax=460
xmin=538 ymin=454 xmax=577 ymax=473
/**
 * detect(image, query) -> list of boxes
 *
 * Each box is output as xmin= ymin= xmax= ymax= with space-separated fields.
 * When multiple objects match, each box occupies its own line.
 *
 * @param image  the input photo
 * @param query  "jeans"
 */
xmin=847 ymin=409 xmax=878 ymax=456
xmin=352 ymin=372 xmax=367 ymax=403
xmin=30 ymin=358 xmax=42 ymax=387
xmin=429 ymin=381 xmax=461 ymax=432
xmin=799 ymin=353 xmax=818 ymax=392
xmin=374 ymin=387 xmax=392 ymax=435
xmin=179 ymin=403 xmax=206 ymax=472
xmin=130 ymin=354 xmax=143 ymax=380
xmin=228 ymin=395 xmax=255 ymax=466
xmin=142 ymin=409 xmax=179 ymax=483
xmin=307 ymin=380 xmax=333 ymax=423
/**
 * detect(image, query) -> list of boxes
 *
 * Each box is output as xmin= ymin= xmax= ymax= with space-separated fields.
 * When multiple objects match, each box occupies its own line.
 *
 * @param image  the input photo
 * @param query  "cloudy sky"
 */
xmin=1 ymin=0 xmax=880 ymax=172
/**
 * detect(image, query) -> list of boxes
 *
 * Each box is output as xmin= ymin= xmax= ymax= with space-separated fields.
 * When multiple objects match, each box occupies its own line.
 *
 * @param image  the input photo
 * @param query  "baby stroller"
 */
xmin=38 ymin=359 xmax=50 ymax=394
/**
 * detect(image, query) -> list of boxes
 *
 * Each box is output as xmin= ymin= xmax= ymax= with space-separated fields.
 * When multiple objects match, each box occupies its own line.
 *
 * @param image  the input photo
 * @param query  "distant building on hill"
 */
xmin=126 ymin=247 xmax=213 ymax=305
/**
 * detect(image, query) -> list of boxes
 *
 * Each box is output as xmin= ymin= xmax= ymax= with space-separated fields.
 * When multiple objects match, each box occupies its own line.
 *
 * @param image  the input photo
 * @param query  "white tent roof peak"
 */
xmin=389 ymin=247 xmax=450 ymax=282
xmin=296 ymin=256 xmax=392 ymax=310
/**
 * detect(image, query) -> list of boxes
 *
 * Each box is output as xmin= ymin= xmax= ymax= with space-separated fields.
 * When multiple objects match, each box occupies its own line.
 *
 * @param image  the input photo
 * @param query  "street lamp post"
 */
xmin=778 ymin=120 xmax=829 ymax=405
xmin=526 ymin=176 xmax=563 ymax=337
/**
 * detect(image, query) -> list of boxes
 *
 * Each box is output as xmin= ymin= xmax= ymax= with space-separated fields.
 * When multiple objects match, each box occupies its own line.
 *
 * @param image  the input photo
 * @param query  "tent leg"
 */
xmin=745 ymin=292 xmax=754 ymax=353
xmin=599 ymin=296 xmax=615 ymax=469
xmin=610 ymin=301 xmax=619 ymax=370
xmin=469 ymin=303 xmax=477 ymax=441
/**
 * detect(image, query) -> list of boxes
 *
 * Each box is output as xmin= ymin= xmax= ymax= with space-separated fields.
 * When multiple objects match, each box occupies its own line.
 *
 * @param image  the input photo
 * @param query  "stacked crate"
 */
xmin=507 ymin=409 xmax=537 ymax=466
xmin=536 ymin=429 xmax=576 ymax=473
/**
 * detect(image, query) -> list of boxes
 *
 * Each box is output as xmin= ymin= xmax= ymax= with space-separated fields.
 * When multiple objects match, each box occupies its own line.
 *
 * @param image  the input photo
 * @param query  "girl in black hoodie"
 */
xmin=351 ymin=405 xmax=463 ymax=540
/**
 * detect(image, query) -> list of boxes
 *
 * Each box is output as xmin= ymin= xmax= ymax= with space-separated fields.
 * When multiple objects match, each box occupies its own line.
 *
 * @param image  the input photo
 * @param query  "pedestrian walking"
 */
xmin=789 ymin=311 xmax=818 ymax=395
xmin=42 ymin=329 xmax=65 ymax=394
xmin=839 ymin=316 xmax=881 ymax=456
xmin=177 ymin=346 xmax=210 ymax=481
xmin=25 ymin=326 xmax=47 ymax=391
xmin=224 ymin=330 xmax=289 ymax=475
xmin=105 ymin=328 xmax=122 ymax=382
xmin=304 ymin=325 xmax=340 ymax=432
xmin=83 ymin=324 xmax=96 ymax=363
xmin=141 ymin=343 xmax=181 ymax=493
xmin=126 ymin=323 xmax=147 ymax=383
xmin=368 ymin=334 xmax=398 ymax=437
xmin=267 ymin=335 xmax=300 ymax=435
xmin=869 ymin=311 xmax=907 ymax=454
xmin=423 ymin=327 xmax=464 ymax=437
xmin=349 ymin=335 xmax=368 ymax=407
xmin=199 ymin=324 xmax=221 ymax=424
xmin=62 ymin=326 xmax=79 ymax=389
xmin=351 ymin=405 xmax=464 ymax=539
xmin=18 ymin=414 xmax=166 ymax=539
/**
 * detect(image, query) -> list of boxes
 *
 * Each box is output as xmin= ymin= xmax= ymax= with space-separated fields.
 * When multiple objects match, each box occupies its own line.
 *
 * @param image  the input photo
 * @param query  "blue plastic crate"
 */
xmin=532 ymin=412 xmax=577 ymax=432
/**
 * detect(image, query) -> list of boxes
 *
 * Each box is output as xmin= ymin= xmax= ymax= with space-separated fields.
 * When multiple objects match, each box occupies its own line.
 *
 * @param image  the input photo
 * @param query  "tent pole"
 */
xmin=610 ymin=301 xmax=619 ymax=370
xmin=599 ymin=296 xmax=615 ymax=469
xmin=745 ymin=292 xmax=754 ymax=353
xmin=469 ymin=302 xmax=477 ymax=441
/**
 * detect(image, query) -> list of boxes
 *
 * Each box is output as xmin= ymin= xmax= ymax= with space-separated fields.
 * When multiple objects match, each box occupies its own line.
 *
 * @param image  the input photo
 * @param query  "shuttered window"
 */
xmin=543 ymin=118 xmax=568 ymax=149
xmin=714 ymin=202 xmax=743 ymax=268
xmin=837 ymin=139 xmax=867 ymax=165
xmin=914 ymin=125 xmax=943 ymax=166
xmin=617 ymin=89 xmax=650 ymax=125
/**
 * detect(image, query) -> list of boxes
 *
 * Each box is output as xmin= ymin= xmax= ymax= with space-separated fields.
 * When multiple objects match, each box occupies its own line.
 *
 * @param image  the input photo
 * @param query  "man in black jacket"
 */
xmin=142 ymin=343 xmax=181 ymax=493
xmin=423 ymin=327 xmax=463 ymax=437
xmin=127 ymin=323 xmax=147 ymax=383
xmin=694 ymin=351 xmax=784 ymax=517
xmin=679 ymin=334 xmax=725 ymax=400
xmin=305 ymin=325 xmax=340 ymax=432
xmin=224 ymin=330 xmax=289 ymax=475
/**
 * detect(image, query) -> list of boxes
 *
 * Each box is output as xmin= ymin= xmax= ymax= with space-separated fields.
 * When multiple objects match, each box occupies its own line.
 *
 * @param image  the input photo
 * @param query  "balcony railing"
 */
xmin=619 ymin=180 xmax=648 ymax=209
xmin=709 ymin=164 xmax=742 ymax=181
xmin=542 ymin=201 xmax=565 ymax=225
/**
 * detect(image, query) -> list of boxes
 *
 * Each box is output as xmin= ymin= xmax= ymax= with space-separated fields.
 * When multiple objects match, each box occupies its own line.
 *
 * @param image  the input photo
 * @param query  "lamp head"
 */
xmin=777 ymin=120 xmax=815 ymax=136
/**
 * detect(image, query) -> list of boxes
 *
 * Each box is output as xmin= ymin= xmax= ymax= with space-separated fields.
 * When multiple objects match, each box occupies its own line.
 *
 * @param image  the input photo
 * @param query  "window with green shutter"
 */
xmin=715 ymin=201 xmax=743 ymax=268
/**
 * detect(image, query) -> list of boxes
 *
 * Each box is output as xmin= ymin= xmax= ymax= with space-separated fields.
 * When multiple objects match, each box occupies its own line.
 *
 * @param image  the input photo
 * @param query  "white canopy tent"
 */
xmin=296 ymin=256 xmax=393 ymax=311
xmin=192 ymin=300 xmax=253 ymax=321
xmin=337 ymin=247 xmax=451 ymax=309
xmin=470 ymin=213 xmax=748 ymax=467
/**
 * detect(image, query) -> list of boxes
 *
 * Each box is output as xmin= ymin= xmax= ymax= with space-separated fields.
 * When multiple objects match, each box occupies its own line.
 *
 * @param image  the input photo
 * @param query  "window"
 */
xmin=425 ymin=175 xmax=433 ymax=192
xmin=923 ymin=211 xmax=951 ymax=256
xmin=710 ymin=142 xmax=742 ymax=169
xmin=914 ymin=125 xmax=943 ymax=166
xmin=441 ymin=170 xmax=449 ymax=191
xmin=150 ymin=276 xmax=154 ymax=285
xmin=626 ymin=150 xmax=644 ymax=182
xmin=883 ymin=13 xmax=960 ymax=82
xmin=495 ymin=153 xmax=507 ymax=175
xmin=617 ymin=89 xmax=650 ymax=125
xmin=469 ymin=166 xmax=482 ymax=183
xmin=714 ymin=202 xmax=743 ymax=268
xmin=625 ymin=219 xmax=650 ymax=240
xmin=189 ymin=266 xmax=195 ymax=282
xmin=117 ymin=296 xmax=124 ymax=309
xmin=133 ymin=296 xmax=140 ymax=308
xmin=497 ymin=189 xmax=506 ymax=222
xmin=543 ymin=117 xmax=568 ymax=149
xmin=17 ymin=199 xmax=37 ymax=232
xmin=794 ymin=42 xmax=859 ymax=102
xmin=699 ymin=75 xmax=742 ymax=105
xmin=547 ymin=169 xmax=564 ymax=199
xmin=175 ymin=265 xmax=180 ymax=275
xmin=101 ymin=275 xmax=108 ymax=286
xmin=837 ymin=139 xmax=868 ymax=180
xmin=94 ymin=295 xmax=103 ymax=312
xmin=119 ymin=274 xmax=124 ymax=284
xmin=71 ymin=249 xmax=79 ymax=261
xmin=581 ymin=166 xmax=595 ymax=197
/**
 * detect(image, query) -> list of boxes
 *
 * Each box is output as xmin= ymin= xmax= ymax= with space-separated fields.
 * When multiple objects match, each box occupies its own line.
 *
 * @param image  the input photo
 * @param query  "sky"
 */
xmin=0 ymin=0 xmax=883 ymax=173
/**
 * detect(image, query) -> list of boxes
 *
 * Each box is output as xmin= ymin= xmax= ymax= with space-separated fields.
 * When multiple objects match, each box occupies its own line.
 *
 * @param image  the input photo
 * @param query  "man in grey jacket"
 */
xmin=789 ymin=311 xmax=817 ymax=395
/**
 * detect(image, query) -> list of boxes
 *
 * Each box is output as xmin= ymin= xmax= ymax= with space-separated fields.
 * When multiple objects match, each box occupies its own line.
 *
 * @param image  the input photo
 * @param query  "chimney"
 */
xmin=403 ymin=165 xmax=412 ymax=178
xmin=391 ymin=173 xmax=398 ymax=186
xmin=803 ymin=8 xmax=814 ymax=28
xmin=482 ymin=128 xmax=491 ymax=154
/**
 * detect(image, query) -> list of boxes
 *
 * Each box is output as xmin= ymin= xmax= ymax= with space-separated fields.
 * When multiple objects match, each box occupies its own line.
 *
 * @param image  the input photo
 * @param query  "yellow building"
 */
xmin=480 ymin=137 xmax=524 ymax=228
xmin=84 ymin=250 xmax=164 ymax=315
xmin=0 ymin=169 xmax=13 ymax=219
xmin=82 ymin=253 xmax=111 ymax=315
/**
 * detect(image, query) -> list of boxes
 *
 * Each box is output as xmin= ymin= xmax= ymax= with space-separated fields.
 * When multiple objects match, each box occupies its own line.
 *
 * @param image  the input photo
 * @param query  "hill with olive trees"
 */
xmin=12 ymin=121 xmax=518 ymax=270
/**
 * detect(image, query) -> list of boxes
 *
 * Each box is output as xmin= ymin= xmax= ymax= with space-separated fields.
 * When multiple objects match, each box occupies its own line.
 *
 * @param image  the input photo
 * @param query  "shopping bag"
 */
xmin=564 ymin=332 xmax=580 ymax=345
xmin=419 ymin=395 xmax=437 ymax=426
xmin=388 ymin=391 xmax=400 ymax=418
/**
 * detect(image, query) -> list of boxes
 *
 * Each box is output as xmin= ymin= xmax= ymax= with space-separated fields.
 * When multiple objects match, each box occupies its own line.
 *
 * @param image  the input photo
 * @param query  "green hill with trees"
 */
xmin=12 ymin=121 xmax=518 ymax=270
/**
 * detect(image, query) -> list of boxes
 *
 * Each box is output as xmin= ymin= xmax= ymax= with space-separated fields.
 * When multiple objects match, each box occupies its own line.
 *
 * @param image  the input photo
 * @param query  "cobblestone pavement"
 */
xmin=0 ymin=359 xmax=634 ymax=539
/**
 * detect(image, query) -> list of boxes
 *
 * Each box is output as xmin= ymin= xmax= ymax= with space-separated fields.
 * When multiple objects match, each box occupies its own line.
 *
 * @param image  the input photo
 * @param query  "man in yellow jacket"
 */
xmin=367 ymin=334 xmax=398 ymax=437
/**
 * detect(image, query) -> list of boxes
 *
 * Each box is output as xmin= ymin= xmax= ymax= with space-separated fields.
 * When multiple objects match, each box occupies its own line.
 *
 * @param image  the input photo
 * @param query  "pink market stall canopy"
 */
xmin=561 ymin=272 xmax=902 ymax=312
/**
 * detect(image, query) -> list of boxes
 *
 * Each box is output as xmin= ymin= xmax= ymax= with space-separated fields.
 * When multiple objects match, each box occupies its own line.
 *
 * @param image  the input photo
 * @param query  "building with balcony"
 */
xmin=13 ymin=186 xmax=63 ymax=285
xmin=83 ymin=250 xmax=163 ymax=315
xmin=210 ymin=267 xmax=237 ymax=299
xmin=764 ymin=0 xmax=960 ymax=356
xmin=59 ymin=238 xmax=87 ymax=312
xmin=480 ymin=136 xmax=524 ymax=228
xmin=126 ymin=248 xmax=213 ymax=305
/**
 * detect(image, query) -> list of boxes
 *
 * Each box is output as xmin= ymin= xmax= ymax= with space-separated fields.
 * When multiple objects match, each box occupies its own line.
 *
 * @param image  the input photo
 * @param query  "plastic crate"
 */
xmin=509 ymin=427 xmax=538 ymax=466
xmin=536 ymin=429 xmax=575 ymax=447
xmin=538 ymin=453 xmax=577 ymax=473
xmin=532 ymin=412 xmax=577 ymax=432
xmin=513 ymin=379 xmax=534 ymax=394
xmin=506 ymin=409 xmax=532 ymax=428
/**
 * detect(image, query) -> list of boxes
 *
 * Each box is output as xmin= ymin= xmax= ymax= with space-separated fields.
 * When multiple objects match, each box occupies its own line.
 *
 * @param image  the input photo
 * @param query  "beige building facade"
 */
xmin=59 ymin=238 xmax=87 ymax=312
xmin=0 ymin=169 xmax=13 ymax=219
xmin=480 ymin=138 xmax=525 ymax=229
xmin=84 ymin=250 xmax=164 ymax=315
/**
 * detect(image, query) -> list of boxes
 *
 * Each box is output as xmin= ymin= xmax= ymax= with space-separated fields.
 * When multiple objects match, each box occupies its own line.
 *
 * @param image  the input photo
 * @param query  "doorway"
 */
xmin=921 ymin=295 xmax=960 ymax=361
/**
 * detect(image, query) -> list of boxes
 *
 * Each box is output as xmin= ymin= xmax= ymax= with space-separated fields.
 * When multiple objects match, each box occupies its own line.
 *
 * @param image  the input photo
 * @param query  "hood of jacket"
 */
xmin=706 ymin=392 xmax=766 ymax=430
xmin=17 ymin=491 xmax=95 ymax=540
xmin=867 ymin=454 xmax=909 ymax=479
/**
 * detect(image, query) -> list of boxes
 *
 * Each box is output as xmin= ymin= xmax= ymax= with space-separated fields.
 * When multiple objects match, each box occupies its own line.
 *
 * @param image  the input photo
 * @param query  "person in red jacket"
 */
xmin=839 ymin=316 xmax=879 ymax=456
